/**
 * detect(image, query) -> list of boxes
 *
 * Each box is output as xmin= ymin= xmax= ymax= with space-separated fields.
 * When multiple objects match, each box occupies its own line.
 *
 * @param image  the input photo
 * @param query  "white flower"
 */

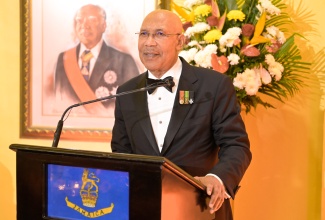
xmin=184 ymin=22 xmax=210 ymax=38
xmin=233 ymin=73 xmax=246 ymax=89
xmin=184 ymin=0 xmax=204 ymax=9
xmin=256 ymin=4 xmax=263 ymax=14
xmin=179 ymin=47 xmax=198 ymax=63
xmin=245 ymin=80 xmax=260 ymax=95
xmin=194 ymin=50 xmax=210 ymax=68
xmin=104 ymin=70 xmax=117 ymax=84
xmin=193 ymin=44 xmax=217 ymax=68
xmin=265 ymin=54 xmax=284 ymax=81
xmin=265 ymin=26 xmax=277 ymax=37
xmin=265 ymin=54 xmax=276 ymax=65
xmin=276 ymin=31 xmax=286 ymax=44
xmin=233 ymin=68 xmax=262 ymax=95
xmin=188 ymin=40 xmax=201 ymax=48
xmin=219 ymin=27 xmax=242 ymax=48
xmin=228 ymin=27 xmax=242 ymax=36
xmin=243 ymin=68 xmax=257 ymax=81
xmin=264 ymin=26 xmax=286 ymax=44
xmin=95 ymin=86 xmax=110 ymax=98
xmin=204 ymin=44 xmax=218 ymax=53
xmin=268 ymin=65 xmax=283 ymax=81
xmin=273 ymin=62 xmax=284 ymax=72
xmin=227 ymin=53 xmax=240 ymax=65
xmin=258 ymin=0 xmax=281 ymax=16
xmin=247 ymin=69 xmax=262 ymax=88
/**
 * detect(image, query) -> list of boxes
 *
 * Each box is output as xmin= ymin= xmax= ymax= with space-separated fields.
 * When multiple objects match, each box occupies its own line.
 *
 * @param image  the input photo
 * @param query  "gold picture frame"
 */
xmin=20 ymin=0 xmax=170 ymax=142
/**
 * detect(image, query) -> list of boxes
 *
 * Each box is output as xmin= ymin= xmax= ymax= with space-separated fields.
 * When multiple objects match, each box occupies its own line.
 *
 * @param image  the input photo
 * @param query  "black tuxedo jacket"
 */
xmin=55 ymin=42 xmax=139 ymax=108
xmin=112 ymin=57 xmax=251 ymax=219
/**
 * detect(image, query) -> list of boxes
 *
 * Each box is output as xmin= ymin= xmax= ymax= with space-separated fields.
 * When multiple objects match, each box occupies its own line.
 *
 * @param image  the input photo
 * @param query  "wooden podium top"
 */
xmin=10 ymin=143 xmax=205 ymax=191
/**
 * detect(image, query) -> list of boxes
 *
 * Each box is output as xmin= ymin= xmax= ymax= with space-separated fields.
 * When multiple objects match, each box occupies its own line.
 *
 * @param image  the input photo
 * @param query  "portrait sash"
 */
xmin=63 ymin=47 xmax=106 ymax=114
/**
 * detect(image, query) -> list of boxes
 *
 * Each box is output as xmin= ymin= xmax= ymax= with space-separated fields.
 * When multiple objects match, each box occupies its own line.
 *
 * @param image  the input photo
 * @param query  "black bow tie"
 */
xmin=146 ymin=76 xmax=174 ymax=94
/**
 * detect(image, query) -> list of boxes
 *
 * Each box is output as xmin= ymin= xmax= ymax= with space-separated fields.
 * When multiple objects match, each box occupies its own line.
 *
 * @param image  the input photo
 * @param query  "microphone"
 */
xmin=51 ymin=78 xmax=174 ymax=148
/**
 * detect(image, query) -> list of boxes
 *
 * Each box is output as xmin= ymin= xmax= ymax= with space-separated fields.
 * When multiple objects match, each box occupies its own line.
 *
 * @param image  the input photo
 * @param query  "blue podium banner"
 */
xmin=47 ymin=164 xmax=129 ymax=219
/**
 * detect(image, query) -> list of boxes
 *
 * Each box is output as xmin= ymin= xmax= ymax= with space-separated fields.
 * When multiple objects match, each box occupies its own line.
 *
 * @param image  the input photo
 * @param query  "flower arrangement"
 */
xmin=173 ymin=0 xmax=311 ymax=113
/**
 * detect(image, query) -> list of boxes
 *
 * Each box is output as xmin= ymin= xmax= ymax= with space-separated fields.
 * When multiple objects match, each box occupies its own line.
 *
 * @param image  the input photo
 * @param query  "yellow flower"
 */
xmin=204 ymin=29 xmax=222 ymax=43
xmin=194 ymin=5 xmax=212 ymax=17
xmin=227 ymin=10 xmax=245 ymax=22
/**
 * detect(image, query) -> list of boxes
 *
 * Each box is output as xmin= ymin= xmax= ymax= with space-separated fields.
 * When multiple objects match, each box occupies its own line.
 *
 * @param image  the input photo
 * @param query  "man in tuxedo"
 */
xmin=55 ymin=4 xmax=139 ymax=115
xmin=111 ymin=9 xmax=252 ymax=219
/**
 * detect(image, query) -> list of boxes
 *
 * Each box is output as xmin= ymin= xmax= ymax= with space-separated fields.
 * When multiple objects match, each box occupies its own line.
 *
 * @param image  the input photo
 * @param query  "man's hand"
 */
xmin=195 ymin=175 xmax=226 ymax=214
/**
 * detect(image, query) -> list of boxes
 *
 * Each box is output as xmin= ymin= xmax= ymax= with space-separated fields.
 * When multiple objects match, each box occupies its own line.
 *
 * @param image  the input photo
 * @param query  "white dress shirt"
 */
xmin=147 ymin=58 xmax=182 ymax=152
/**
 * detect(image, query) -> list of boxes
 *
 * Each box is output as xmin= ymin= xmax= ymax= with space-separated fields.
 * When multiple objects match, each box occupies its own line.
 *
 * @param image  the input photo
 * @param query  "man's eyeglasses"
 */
xmin=135 ymin=31 xmax=180 ymax=41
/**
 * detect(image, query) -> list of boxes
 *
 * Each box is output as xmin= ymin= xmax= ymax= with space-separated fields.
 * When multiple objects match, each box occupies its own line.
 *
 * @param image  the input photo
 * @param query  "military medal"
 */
xmin=179 ymin=90 xmax=194 ymax=104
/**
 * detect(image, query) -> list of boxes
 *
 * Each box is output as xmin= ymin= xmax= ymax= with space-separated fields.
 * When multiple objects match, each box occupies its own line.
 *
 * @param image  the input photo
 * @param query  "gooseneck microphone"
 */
xmin=51 ymin=76 xmax=175 ymax=148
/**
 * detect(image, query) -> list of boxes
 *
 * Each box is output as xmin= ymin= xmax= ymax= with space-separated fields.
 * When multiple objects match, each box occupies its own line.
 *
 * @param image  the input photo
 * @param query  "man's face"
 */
xmin=138 ymin=12 xmax=183 ymax=78
xmin=75 ymin=6 xmax=106 ymax=49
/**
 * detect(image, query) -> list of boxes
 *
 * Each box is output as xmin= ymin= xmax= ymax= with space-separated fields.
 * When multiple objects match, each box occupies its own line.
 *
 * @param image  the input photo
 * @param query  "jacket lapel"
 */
xmin=161 ymin=59 xmax=198 ymax=155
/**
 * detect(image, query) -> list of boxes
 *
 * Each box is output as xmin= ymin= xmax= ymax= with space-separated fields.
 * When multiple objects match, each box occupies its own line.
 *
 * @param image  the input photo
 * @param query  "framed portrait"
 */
xmin=21 ymin=0 xmax=171 ymax=142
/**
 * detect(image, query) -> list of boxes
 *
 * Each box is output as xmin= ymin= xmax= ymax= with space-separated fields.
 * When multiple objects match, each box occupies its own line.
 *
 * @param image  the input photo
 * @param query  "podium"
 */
xmin=10 ymin=144 xmax=214 ymax=220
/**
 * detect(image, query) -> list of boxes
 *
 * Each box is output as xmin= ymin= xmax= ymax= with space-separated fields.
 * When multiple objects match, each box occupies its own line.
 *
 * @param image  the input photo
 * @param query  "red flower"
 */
xmin=242 ymin=24 xmax=255 ymax=37
xmin=183 ymin=21 xmax=192 ymax=32
xmin=211 ymin=54 xmax=229 ymax=73
xmin=204 ymin=0 xmax=212 ymax=5
xmin=206 ymin=15 xmax=219 ymax=26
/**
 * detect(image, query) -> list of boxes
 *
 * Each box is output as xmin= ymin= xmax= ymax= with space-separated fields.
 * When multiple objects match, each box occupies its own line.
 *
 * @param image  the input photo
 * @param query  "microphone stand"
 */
xmin=51 ymin=78 xmax=174 ymax=148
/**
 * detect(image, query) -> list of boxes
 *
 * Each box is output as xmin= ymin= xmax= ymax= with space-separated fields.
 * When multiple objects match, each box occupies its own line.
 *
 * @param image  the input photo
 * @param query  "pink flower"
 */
xmin=233 ymin=38 xmax=241 ymax=46
xmin=254 ymin=65 xmax=272 ymax=84
xmin=241 ymin=45 xmax=261 ymax=57
xmin=266 ymin=39 xmax=282 ymax=53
